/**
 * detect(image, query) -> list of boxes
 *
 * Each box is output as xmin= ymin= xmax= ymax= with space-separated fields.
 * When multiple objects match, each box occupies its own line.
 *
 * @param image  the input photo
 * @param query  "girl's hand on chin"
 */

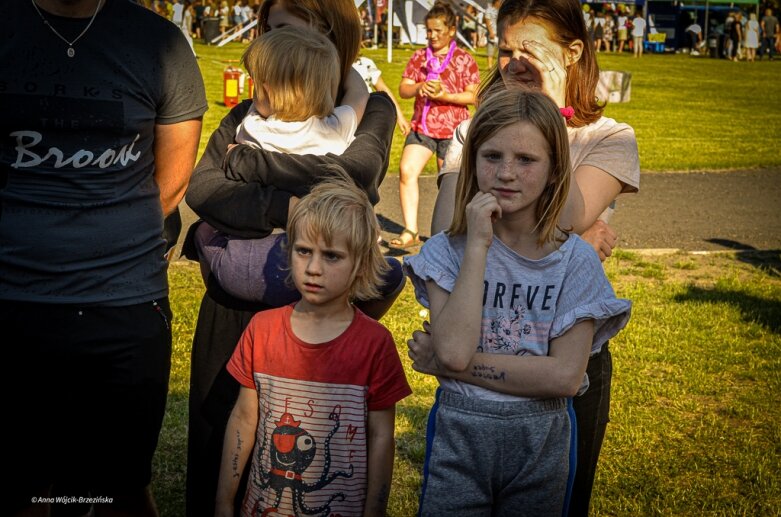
xmin=465 ymin=191 xmax=501 ymax=250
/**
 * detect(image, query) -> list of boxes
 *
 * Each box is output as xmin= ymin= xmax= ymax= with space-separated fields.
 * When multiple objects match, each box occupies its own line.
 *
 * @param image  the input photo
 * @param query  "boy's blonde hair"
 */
xmin=449 ymin=88 xmax=572 ymax=246
xmin=286 ymin=168 xmax=389 ymax=301
xmin=242 ymin=26 xmax=339 ymax=121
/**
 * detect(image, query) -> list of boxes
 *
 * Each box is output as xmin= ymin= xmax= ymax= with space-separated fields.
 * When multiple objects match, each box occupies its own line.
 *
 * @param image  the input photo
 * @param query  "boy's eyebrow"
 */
xmin=321 ymin=247 xmax=348 ymax=255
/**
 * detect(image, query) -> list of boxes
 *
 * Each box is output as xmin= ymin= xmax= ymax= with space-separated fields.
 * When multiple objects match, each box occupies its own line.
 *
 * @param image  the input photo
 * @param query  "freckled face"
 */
xmin=476 ymin=121 xmax=552 ymax=221
xmin=498 ymin=18 xmax=567 ymax=88
xmin=426 ymin=17 xmax=456 ymax=52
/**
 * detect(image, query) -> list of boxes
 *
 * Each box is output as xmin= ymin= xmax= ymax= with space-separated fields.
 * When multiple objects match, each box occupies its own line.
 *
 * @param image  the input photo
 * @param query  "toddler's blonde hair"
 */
xmin=242 ymin=26 xmax=339 ymax=121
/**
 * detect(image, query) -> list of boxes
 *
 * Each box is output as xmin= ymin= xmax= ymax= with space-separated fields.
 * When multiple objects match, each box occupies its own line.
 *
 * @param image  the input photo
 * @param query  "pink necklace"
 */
xmin=421 ymin=40 xmax=456 ymax=135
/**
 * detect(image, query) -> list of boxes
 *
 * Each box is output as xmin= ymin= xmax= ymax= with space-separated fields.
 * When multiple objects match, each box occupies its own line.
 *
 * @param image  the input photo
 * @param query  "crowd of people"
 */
xmin=720 ymin=8 xmax=779 ymax=62
xmin=4 ymin=0 xmax=646 ymax=516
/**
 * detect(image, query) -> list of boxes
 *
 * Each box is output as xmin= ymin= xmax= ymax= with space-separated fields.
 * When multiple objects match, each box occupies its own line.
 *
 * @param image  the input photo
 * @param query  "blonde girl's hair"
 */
xmin=258 ymin=0 xmax=361 ymax=101
xmin=477 ymin=0 xmax=604 ymax=127
xmin=242 ymin=26 xmax=339 ymax=121
xmin=286 ymin=167 xmax=389 ymax=301
xmin=449 ymin=88 xmax=571 ymax=246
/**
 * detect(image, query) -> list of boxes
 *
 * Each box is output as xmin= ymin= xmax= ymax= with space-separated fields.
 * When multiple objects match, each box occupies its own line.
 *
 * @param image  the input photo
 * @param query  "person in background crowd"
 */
xmin=603 ymin=10 xmax=615 ymax=52
xmin=685 ymin=19 xmax=703 ymax=55
xmin=760 ymin=7 xmax=778 ymax=60
xmin=193 ymin=0 xmax=205 ymax=38
xmin=744 ymin=12 xmax=760 ymax=62
xmin=1 ymin=1 xmax=206 ymax=515
xmin=485 ymin=0 xmax=502 ymax=68
xmin=617 ymin=7 xmax=629 ymax=52
xmin=171 ymin=0 xmax=184 ymax=25
xmin=632 ymin=9 xmax=646 ymax=57
xmin=729 ymin=11 xmax=743 ymax=60
xmin=593 ymin=11 xmax=605 ymax=52
xmin=219 ymin=0 xmax=230 ymax=34
xmin=390 ymin=1 xmax=480 ymax=250
xmin=360 ymin=6 xmax=374 ymax=46
xmin=582 ymin=3 xmax=593 ymax=41
xmin=461 ymin=4 xmax=478 ymax=48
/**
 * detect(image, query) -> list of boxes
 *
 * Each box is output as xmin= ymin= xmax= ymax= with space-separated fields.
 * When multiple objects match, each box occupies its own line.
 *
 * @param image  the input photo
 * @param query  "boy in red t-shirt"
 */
xmin=216 ymin=174 xmax=411 ymax=517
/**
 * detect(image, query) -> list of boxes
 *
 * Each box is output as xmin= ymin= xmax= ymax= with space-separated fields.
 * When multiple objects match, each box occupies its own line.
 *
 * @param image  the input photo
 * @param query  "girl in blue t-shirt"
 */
xmin=404 ymin=88 xmax=631 ymax=516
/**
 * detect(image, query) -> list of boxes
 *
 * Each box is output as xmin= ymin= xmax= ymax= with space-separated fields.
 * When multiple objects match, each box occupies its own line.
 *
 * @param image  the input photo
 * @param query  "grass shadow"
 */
xmin=673 ymin=285 xmax=781 ymax=334
xmin=705 ymin=240 xmax=781 ymax=277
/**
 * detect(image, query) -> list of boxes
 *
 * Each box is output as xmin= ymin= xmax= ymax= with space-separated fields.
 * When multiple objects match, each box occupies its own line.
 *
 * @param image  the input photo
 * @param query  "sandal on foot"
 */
xmin=388 ymin=228 xmax=421 ymax=249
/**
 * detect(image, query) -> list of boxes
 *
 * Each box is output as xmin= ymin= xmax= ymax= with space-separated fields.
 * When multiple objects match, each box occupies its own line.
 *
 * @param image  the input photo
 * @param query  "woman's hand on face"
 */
xmin=466 ymin=191 xmax=501 ymax=250
xmin=520 ymin=40 xmax=568 ymax=108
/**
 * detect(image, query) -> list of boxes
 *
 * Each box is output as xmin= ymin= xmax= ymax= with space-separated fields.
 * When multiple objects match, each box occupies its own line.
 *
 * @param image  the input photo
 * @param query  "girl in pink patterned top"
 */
xmin=390 ymin=1 xmax=480 ymax=249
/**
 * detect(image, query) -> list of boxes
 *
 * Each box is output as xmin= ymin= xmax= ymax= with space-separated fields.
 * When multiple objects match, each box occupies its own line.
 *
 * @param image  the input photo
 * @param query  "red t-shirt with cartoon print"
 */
xmin=402 ymin=46 xmax=480 ymax=139
xmin=227 ymin=304 xmax=411 ymax=517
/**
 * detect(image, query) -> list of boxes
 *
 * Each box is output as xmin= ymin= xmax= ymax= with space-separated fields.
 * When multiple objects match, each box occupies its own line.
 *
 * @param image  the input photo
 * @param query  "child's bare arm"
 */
xmin=341 ymin=68 xmax=369 ymax=122
xmin=413 ymin=320 xmax=594 ymax=398
xmin=428 ymin=192 xmax=499 ymax=372
xmin=215 ymin=386 xmax=259 ymax=516
xmin=363 ymin=406 xmax=396 ymax=516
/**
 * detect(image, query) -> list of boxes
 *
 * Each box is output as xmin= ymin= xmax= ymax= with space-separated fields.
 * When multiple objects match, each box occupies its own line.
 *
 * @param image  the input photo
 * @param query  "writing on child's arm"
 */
xmin=231 ymin=429 xmax=243 ymax=479
xmin=471 ymin=363 xmax=507 ymax=382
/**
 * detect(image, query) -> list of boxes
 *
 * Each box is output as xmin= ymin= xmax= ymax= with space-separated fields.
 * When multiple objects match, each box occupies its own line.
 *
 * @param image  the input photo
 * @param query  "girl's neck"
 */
xmin=493 ymin=214 xmax=557 ymax=260
xmin=432 ymin=41 xmax=453 ymax=55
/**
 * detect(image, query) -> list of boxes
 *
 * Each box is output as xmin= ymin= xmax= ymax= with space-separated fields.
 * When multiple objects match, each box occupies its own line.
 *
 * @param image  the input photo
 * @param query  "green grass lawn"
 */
xmin=193 ymin=41 xmax=781 ymax=173
xmin=155 ymin=251 xmax=781 ymax=515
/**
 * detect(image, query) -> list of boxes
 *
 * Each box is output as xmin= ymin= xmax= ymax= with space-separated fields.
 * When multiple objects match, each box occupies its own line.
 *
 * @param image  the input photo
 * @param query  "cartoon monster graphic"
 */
xmin=250 ymin=405 xmax=353 ymax=517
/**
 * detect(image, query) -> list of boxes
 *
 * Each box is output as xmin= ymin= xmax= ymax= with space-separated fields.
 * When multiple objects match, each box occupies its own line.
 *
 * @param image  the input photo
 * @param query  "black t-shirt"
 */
xmin=0 ymin=0 xmax=207 ymax=304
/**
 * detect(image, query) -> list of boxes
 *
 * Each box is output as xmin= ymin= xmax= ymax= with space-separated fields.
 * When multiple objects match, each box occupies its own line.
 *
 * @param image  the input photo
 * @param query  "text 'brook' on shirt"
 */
xmin=0 ymin=1 xmax=207 ymax=305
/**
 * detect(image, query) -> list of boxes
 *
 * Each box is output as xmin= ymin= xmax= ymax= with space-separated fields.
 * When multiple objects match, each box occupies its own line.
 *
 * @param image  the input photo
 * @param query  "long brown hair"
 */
xmin=449 ymin=88 xmax=571 ymax=246
xmin=477 ymin=0 xmax=603 ymax=127
xmin=258 ymin=0 xmax=361 ymax=100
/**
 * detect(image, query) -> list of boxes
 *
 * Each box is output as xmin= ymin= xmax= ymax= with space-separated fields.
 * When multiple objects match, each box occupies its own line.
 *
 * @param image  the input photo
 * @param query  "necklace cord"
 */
xmin=30 ymin=0 xmax=102 ymax=52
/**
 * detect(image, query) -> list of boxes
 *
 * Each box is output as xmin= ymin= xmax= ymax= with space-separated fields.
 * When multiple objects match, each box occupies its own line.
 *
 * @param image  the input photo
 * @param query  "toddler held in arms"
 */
xmin=194 ymin=26 xmax=377 ymax=306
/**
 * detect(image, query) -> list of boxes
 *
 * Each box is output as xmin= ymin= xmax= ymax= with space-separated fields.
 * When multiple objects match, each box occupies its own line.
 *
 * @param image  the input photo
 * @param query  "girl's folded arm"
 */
xmin=427 ymin=245 xmax=489 ymax=372
xmin=434 ymin=320 xmax=594 ymax=398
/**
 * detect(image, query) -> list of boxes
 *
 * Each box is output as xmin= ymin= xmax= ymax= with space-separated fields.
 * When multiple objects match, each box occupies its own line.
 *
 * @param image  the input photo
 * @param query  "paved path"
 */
xmin=176 ymin=168 xmax=781 ymax=259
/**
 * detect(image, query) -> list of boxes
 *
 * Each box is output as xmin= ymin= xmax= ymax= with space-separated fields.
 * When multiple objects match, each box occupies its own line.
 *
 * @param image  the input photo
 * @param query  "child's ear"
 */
xmin=565 ymin=39 xmax=584 ymax=66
